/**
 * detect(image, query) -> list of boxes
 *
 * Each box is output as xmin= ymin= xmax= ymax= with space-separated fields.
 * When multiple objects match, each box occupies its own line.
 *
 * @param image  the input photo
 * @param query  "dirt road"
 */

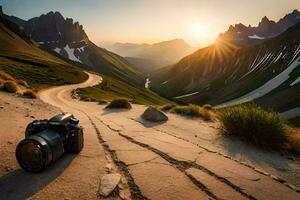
xmin=1 ymin=72 xmax=300 ymax=200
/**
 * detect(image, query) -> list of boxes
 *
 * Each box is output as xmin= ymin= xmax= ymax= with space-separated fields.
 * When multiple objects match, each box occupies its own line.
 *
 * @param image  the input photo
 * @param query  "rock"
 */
xmin=105 ymin=163 xmax=113 ymax=172
xmin=141 ymin=106 xmax=168 ymax=122
xmin=99 ymin=173 xmax=121 ymax=197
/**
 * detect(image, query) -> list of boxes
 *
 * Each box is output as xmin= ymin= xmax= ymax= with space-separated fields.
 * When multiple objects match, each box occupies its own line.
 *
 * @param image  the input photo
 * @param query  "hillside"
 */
xmin=78 ymin=74 xmax=173 ymax=106
xmin=105 ymin=39 xmax=196 ymax=71
xmin=0 ymin=7 xmax=88 ymax=88
xmin=151 ymin=22 xmax=300 ymax=112
xmin=6 ymin=11 xmax=144 ymax=85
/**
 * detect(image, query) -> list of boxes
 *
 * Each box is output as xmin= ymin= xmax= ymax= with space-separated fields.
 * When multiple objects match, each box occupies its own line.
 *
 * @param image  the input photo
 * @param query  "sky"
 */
xmin=1 ymin=0 xmax=300 ymax=47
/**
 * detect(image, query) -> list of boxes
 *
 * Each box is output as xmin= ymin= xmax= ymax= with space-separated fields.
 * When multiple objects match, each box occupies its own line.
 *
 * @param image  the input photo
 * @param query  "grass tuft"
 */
xmin=0 ymin=70 xmax=14 ymax=81
xmin=171 ymin=104 xmax=213 ymax=121
xmin=23 ymin=90 xmax=37 ymax=98
xmin=219 ymin=103 xmax=286 ymax=149
xmin=3 ymin=81 xmax=18 ymax=93
xmin=159 ymin=104 xmax=176 ymax=111
xmin=203 ymin=104 xmax=213 ymax=110
xmin=287 ymin=127 xmax=300 ymax=153
xmin=18 ymin=80 xmax=29 ymax=87
xmin=106 ymin=99 xmax=132 ymax=109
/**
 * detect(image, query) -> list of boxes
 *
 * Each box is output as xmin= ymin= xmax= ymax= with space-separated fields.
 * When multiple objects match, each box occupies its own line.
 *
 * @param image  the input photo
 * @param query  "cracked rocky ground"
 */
xmin=1 ymin=73 xmax=300 ymax=200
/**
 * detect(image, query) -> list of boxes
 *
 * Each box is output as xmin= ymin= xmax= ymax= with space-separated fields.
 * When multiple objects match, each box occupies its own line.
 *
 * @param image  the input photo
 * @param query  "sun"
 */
xmin=190 ymin=23 xmax=209 ymax=38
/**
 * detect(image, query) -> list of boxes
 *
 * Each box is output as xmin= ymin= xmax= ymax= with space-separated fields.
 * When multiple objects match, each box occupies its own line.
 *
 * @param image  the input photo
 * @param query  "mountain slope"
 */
xmin=6 ymin=11 xmax=144 ymax=85
xmin=218 ymin=9 xmax=300 ymax=46
xmin=105 ymin=39 xmax=196 ymax=70
xmin=151 ymin=22 xmax=300 ymax=111
xmin=0 ymin=7 xmax=88 ymax=87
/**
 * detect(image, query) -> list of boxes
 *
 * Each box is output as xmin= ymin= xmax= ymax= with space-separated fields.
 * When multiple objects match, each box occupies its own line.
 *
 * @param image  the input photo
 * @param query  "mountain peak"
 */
xmin=219 ymin=10 xmax=300 ymax=46
xmin=261 ymin=16 xmax=270 ymax=23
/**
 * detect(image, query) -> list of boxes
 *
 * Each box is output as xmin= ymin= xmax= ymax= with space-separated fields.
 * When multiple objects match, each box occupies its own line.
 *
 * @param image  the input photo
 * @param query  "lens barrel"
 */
xmin=16 ymin=129 xmax=65 ymax=172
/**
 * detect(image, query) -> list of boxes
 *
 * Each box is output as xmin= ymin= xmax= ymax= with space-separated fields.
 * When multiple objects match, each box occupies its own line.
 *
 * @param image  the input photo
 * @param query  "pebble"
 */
xmin=105 ymin=163 xmax=113 ymax=172
xmin=99 ymin=173 xmax=121 ymax=197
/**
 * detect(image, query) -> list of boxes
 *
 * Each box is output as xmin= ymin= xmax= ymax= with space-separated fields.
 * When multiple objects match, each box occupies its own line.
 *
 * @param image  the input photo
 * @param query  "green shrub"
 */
xmin=159 ymin=104 xmax=175 ymax=111
xmin=172 ymin=104 xmax=213 ymax=120
xmin=106 ymin=99 xmax=132 ymax=109
xmin=220 ymin=103 xmax=286 ymax=149
xmin=23 ymin=90 xmax=37 ymax=98
xmin=18 ymin=80 xmax=29 ymax=87
xmin=3 ymin=81 xmax=18 ymax=93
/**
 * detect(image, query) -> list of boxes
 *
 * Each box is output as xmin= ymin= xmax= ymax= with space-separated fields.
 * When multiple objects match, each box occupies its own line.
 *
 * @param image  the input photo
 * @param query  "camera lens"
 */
xmin=16 ymin=140 xmax=45 ymax=172
xmin=16 ymin=129 xmax=65 ymax=172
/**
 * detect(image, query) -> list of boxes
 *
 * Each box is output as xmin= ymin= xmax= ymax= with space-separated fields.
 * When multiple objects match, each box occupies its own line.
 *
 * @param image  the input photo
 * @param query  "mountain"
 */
xmin=0 ymin=6 xmax=88 ymax=87
xmin=124 ymin=57 xmax=161 ymax=74
xmin=5 ymin=11 xmax=144 ymax=85
xmin=218 ymin=9 xmax=300 ymax=46
xmin=151 ymin=21 xmax=300 ymax=112
xmin=105 ymin=39 xmax=197 ymax=71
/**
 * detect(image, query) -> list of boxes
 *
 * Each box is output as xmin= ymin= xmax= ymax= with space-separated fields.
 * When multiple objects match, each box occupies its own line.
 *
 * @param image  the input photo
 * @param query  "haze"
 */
xmin=2 ymin=0 xmax=300 ymax=47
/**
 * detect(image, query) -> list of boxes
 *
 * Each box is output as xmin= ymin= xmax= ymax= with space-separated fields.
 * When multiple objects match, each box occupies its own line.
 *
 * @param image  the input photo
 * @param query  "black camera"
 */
xmin=16 ymin=113 xmax=84 ymax=172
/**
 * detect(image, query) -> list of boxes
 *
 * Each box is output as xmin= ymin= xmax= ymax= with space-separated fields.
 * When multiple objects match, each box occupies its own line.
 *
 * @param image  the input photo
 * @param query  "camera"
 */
xmin=16 ymin=113 xmax=84 ymax=172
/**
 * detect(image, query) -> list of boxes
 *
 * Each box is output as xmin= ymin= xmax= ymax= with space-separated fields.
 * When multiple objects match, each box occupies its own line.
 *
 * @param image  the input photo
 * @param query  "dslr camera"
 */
xmin=16 ymin=113 xmax=84 ymax=172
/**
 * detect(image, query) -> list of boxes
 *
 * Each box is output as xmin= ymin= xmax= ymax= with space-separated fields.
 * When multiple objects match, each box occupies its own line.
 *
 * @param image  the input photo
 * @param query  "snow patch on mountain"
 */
xmin=217 ymin=55 xmax=300 ymax=108
xmin=248 ymin=35 xmax=265 ymax=40
xmin=290 ymin=76 xmax=300 ymax=86
xmin=273 ymin=52 xmax=283 ymax=63
xmin=241 ymin=52 xmax=270 ymax=79
xmin=53 ymin=47 xmax=60 ymax=54
xmin=64 ymin=45 xmax=82 ymax=63
xmin=174 ymin=92 xmax=199 ymax=99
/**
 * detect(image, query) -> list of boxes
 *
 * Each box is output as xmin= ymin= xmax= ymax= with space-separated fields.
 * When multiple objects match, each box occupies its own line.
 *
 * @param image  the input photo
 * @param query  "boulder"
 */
xmin=141 ymin=106 xmax=168 ymax=122
xmin=99 ymin=173 xmax=121 ymax=197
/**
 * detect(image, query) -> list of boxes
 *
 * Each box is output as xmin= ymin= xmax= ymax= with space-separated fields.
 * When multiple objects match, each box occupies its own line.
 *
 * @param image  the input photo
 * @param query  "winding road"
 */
xmin=35 ymin=72 xmax=300 ymax=200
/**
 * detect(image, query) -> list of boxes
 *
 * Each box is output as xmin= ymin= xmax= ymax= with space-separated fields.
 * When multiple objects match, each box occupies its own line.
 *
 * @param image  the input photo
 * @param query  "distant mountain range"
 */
xmin=105 ymin=39 xmax=196 ymax=71
xmin=5 ymin=11 xmax=144 ymax=85
xmin=151 ymin=10 xmax=300 ymax=112
xmin=218 ymin=9 xmax=300 ymax=46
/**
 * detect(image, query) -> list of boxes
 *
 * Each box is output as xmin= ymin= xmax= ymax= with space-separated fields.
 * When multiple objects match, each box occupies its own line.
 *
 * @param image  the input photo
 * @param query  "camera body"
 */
xmin=26 ymin=113 xmax=84 ymax=153
xmin=16 ymin=113 xmax=84 ymax=172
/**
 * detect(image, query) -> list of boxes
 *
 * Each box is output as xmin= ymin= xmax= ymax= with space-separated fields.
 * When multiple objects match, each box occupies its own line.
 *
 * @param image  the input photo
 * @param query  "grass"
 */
xmin=3 ymin=81 xmax=18 ymax=93
xmin=219 ymin=103 xmax=287 ymax=150
xmin=159 ymin=104 xmax=176 ymax=111
xmin=0 ymin=70 xmax=14 ymax=80
xmin=106 ymin=99 xmax=131 ymax=109
xmin=0 ymin=20 xmax=88 ymax=89
xmin=286 ymin=127 xmax=300 ymax=154
xmin=18 ymin=80 xmax=29 ymax=87
xmin=288 ymin=117 xmax=300 ymax=128
xmin=78 ymin=75 xmax=173 ymax=106
xmin=171 ymin=104 xmax=215 ymax=121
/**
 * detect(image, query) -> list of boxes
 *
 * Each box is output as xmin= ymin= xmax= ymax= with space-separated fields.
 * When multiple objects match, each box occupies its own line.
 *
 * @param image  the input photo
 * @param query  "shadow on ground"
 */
xmin=134 ymin=116 xmax=167 ymax=128
xmin=219 ymin=134 xmax=300 ymax=186
xmin=101 ymin=108 xmax=131 ymax=116
xmin=0 ymin=154 xmax=75 ymax=200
